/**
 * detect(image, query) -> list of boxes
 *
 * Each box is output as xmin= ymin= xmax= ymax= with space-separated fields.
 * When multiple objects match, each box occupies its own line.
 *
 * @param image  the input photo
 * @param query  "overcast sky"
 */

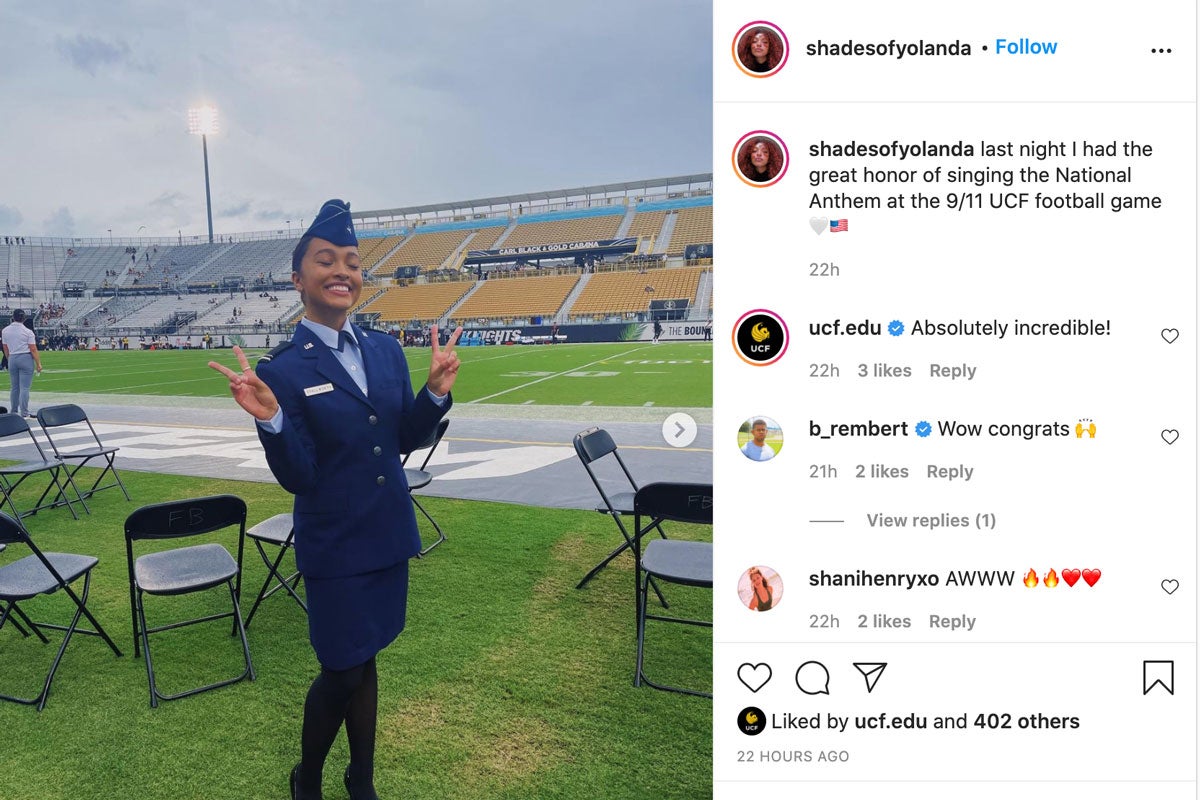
xmin=0 ymin=1 xmax=711 ymax=239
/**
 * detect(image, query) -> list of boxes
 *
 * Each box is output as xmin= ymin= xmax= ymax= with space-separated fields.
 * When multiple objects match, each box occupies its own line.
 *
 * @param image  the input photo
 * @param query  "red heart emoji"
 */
xmin=1061 ymin=569 xmax=1081 ymax=587
xmin=1082 ymin=569 xmax=1101 ymax=587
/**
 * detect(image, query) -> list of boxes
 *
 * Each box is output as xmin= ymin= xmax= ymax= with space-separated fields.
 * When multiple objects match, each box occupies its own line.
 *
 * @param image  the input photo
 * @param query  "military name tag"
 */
xmin=304 ymin=383 xmax=335 ymax=397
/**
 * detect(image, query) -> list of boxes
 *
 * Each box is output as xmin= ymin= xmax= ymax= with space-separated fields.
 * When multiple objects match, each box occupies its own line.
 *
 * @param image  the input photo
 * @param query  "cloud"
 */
xmin=0 ymin=204 xmax=23 ymax=231
xmin=148 ymin=191 xmax=188 ymax=211
xmin=43 ymin=207 xmax=76 ymax=236
xmin=54 ymin=33 xmax=152 ymax=76
xmin=217 ymin=201 xmax=251 ymax=218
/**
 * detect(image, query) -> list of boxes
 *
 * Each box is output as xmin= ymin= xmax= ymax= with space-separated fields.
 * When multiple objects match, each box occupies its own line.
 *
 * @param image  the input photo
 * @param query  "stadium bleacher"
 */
xmin=501 ymin=208 xmax=624 ymax=250
xmin=5 ymin=176 xmax=711 ymax=338
xmin=357 ymin=282 xmax=474 ymax=325
xmin=453 ymin=274 xmax=579 ymax=323
xmin=569 ymin=266 xmax=705 ymax=321
xmin=666 ymin=205 xmax=713 ymax=254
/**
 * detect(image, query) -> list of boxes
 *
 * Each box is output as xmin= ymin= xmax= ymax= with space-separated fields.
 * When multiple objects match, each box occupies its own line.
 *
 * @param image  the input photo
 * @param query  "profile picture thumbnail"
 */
xmin=738 ymin=565 xmax=784 ymax=612
xmin=733 ymin=131 xmax=788 ymax=187
xmin=738 ymin=416 xmax=782 ymax=462
xmin=733 ymin=22 xmax=788 ymax=77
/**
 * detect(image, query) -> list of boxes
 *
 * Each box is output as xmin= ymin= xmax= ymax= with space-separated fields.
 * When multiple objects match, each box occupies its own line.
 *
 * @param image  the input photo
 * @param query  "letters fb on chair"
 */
xmin=36 ymin=404 xmax=131 ymax=503
xmin=124 ymin=495 xmax=255 ymax=708
xmin=0 ymin=412 xmax=87 ymax=520
xmin=0 ymin=510 xmax=122 ymax=711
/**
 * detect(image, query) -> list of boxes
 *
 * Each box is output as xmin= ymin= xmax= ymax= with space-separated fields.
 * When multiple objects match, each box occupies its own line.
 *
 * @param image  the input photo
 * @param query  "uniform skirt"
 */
xmin=304 ymin=558 xmax=410 ymax=670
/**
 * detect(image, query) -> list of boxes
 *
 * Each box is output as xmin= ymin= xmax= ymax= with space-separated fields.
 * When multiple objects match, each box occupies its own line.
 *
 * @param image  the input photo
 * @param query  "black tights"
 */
xmin=297 ymin=656 xmax=378 ymax=798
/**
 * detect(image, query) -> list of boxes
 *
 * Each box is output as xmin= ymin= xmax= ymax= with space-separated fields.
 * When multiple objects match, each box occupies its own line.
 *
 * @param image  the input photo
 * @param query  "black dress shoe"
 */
xmin=289 ymin=764 xmax=300 ymax=800
xmin=344 ymin=766 xmax=380 ymax=800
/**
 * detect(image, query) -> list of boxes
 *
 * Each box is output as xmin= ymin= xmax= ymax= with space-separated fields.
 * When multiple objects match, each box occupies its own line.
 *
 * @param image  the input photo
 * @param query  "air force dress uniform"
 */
xmin=254 ymin=201 xmax=451 ymax=669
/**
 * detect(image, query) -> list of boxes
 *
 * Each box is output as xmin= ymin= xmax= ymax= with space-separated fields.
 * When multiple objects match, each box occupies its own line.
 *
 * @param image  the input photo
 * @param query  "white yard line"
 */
xmin=466 ymin=344 xmax=656 ymax=403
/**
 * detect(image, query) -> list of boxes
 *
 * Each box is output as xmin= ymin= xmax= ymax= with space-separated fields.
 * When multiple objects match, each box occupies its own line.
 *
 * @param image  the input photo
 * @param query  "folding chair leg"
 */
xmin=413 ymin=496 xmax=446 ymax=556
xmin=60 ymin=577 xmax=123 ymax=659
xmin=0 ymin=573 xmax=118 ymax=711
xmin=27 ymin=467 xmax=85 ymax=519
xmin=73 ymin=457 xmax=131 ymax=502
xmin=137 ymin=582 xmax=256 ymax=708
xmin=578 ymin=542 xmax=670 ymax=608
xmin=244 ymin=541 xmax=306 ymax=631
xmin=2 ymin=601 xmax=44 ymax=641
xmin=135 ymin=589 xmax=158 ymax=708
xmin=227 ymin=582 xmax=256 ymax=683
xmin=0 ymin=601 xmax=30 ymax=637
xmin=634 ymin=573 xmax=649 ymax=687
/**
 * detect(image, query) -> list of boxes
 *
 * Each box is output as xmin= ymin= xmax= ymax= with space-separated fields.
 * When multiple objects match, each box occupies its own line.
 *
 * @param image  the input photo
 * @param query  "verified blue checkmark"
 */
xmin=915 ymin=420 xmax=932 ymax=437
xmin=888 ymin=320 xmax=905 ymax=337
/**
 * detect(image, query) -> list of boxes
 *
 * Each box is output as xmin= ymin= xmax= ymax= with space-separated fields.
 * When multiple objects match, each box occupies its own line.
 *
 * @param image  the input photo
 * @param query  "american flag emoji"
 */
xmin=830 ymin=219 xmax=848 ymax=233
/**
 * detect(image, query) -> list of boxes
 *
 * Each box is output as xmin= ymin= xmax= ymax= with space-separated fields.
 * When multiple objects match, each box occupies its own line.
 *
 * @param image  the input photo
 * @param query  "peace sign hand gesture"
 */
xmin=426 ymin=325 xmax=463 ymax=397
xmin=208 ymin=345 xmax=280 ymax=421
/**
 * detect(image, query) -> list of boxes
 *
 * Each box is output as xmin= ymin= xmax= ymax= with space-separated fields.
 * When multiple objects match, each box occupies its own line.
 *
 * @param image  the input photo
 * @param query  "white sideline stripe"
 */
xmin=466 ymin=345 xmax=655 ymax=403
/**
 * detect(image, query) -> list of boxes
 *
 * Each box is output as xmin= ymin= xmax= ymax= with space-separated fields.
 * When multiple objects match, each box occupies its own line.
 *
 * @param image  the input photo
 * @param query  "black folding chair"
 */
xmin=403 ymin=418 xmax=450 ymax=557
xmin=633 ymin=482 xmax=713 ymax=698
xmin=0 ymin=511 xmax=122 ymax=711
xmin=573 ymin=427 xmax=668 ymax=605
xmin=36 ymin=404 xmax=131 ymax=503
xmin=242 ymin=513 xmax=305 ymax=630
xmin=124 ymin=495 xmax=255 ymax=708
xmin=0 ymin=413 xmax=87 ymax=520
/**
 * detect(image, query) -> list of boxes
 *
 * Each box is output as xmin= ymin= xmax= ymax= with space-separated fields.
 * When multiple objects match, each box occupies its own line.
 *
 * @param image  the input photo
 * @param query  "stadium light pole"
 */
xmin=187 ymin=105 xmax=219 ymax=244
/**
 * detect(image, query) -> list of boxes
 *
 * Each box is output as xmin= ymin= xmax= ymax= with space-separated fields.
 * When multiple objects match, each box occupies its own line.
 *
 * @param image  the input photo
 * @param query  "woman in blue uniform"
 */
xmin=210 ymin=200 xmax=461 ymax=800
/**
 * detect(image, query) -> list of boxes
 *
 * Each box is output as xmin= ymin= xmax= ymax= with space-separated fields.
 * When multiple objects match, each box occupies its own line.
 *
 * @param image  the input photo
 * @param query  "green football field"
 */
xmin=30 ymin=342 xmax=712 ymax=407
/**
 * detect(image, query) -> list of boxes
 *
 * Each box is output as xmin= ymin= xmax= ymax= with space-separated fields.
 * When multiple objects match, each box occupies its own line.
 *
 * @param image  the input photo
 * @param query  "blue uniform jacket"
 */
xmin=255 ymin=323 xmax=450 ymax=579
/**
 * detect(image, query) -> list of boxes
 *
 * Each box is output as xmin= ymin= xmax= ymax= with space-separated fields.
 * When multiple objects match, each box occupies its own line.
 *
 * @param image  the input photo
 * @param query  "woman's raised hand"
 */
xmin=208 ymin=345 xmax=280 ymax=421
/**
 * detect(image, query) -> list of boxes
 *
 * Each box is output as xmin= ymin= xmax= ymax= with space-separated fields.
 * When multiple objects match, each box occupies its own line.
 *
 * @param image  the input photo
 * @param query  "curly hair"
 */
xmin=737 ymin=27 xmax=783 ymax=72
xmin=737 ymin=137 xmax=784 ymax=182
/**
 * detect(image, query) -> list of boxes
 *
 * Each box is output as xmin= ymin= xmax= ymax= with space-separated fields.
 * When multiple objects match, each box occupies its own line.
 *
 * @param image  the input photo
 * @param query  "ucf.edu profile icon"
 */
xmin=733 ymin=309 xmax=788 ymax=366
xmin=738 ymin=706 xmax=767 ymax=736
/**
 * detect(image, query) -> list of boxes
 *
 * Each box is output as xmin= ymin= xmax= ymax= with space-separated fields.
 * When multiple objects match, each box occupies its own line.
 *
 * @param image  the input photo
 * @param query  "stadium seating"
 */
xmin=356 ymin=235 xmax=404 ymax=272
xmin=356 ymin=282 xmax=474 ymax=324
xmin=454 ymin=274 xmax=579 ymax=322
xmin=463 ymin=225 xmax=507 ymax=251
xmin=187 ymin=239 xmax=293 ymax=285
xmin=568 ymin=267 xmax=704 ymax=320
xmin=501 ymin=213 xmax=623 ymax=250
xmin=625 ymin=210 xmax=668 ymax=247
xmin=372 ymin=229 xmax=473 ymax=276
xmin=666 ymin=206 xmax=712 ymax=254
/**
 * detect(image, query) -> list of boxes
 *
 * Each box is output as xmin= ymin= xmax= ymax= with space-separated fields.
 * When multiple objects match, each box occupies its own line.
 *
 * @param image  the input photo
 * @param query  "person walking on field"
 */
xmin=2 ymin=309 xmax=42 ymax=417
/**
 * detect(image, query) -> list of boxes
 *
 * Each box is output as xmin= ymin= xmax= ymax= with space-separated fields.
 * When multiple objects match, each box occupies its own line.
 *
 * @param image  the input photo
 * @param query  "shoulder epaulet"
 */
xmin=257 ymin=340 xmax=294 ymax=363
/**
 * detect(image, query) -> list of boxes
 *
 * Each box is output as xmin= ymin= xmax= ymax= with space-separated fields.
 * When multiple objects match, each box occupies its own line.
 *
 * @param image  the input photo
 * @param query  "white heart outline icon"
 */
xmin=1162 ymin=429 xmax=1179 ymax=445
xmin=737 ymin=662 xmax=773 ymax=692
xmin=1162 ymin=579 xmax=1179 ymax=595
xmin=1161 ymin=328 xmax=1179 ymax=344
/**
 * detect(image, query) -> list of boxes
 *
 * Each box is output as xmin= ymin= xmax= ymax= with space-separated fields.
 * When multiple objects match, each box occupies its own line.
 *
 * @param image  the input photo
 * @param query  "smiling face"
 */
xmin=750 ymin=32 xmax=770 ymax=61
xmin=751 ymin=422 xmax=768 ymax=445
xmin=750 ymin=140 xmax=770 ymax=171
xmin=292 ymin=236 xmax=363 ymax=328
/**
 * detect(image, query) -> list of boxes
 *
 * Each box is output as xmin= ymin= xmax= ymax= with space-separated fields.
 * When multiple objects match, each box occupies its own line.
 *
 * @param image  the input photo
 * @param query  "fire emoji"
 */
xmin=1043 ymin=569 xmax=1059 ymax=588
xmin=1023 ymin=568 xmax=1039 ymax=588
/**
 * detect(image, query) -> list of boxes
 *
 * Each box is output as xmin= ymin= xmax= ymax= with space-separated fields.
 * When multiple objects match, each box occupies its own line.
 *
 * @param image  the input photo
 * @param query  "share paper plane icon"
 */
xmin=853 ymin=662 xmax=887 ymax=693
